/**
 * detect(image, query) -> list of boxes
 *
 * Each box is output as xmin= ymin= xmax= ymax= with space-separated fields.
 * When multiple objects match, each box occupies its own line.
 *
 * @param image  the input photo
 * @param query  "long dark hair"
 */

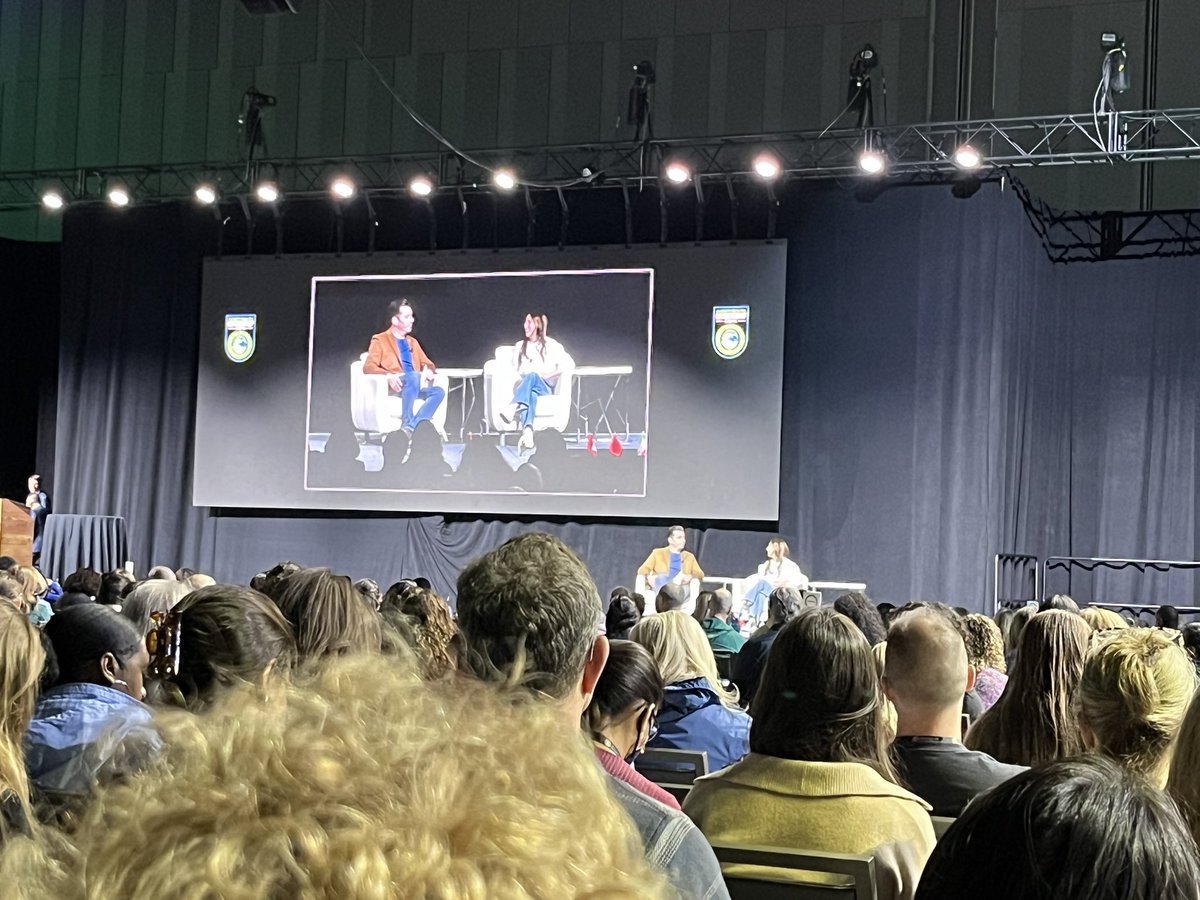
xmin=750 ymin=608 xmax=898 ymax=783
xmin=584 ymin=640 xmax=663 ymax=734
xmin=517 ymin=312 xmax=549 ymax=363
xmin=833 ymin=592 xmax=887 ymax=645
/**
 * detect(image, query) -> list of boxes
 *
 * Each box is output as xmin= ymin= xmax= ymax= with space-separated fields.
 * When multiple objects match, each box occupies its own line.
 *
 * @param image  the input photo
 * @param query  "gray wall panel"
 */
xmin=519 ymin=0 xmax=571 ymax=47
xmin=364 ymin=0 xmax=413 ymax=58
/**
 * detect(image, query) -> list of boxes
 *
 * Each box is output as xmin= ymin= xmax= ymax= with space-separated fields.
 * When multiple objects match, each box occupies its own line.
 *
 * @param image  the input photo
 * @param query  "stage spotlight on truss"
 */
xmin=255 ymin=181 xmax=280 ymax=203
xmin=664 ymin=161 xmax=691 ymax=184
xmin=194 ymin=184 xmax=218 ymax=205
xmin=953 ymin=144 xmax=982 ymax=169
xmin=106 ymin=184 xmax=131 ymax=207
xmin=857 ymin=149 xmax=886 ymax=175
xmin=492 ymin=169 xmax=517 ymax=191
xmin=409 ymin=175 xmax=434 ymax=197
xmin=330 ymin=176 xmax=356 ymax=199
xmin=753 ymin=153 xmax=782 ymax=180
xmin=41 ymin=190 xmax=65 ymax=211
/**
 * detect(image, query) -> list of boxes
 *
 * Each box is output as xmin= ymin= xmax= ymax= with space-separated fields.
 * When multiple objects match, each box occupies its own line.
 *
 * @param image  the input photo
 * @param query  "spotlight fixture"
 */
xmin=194 ymin=184 xmax=218 ymax=205
xmin=409 ymin=175 xmax=434 ymax=197
xmin=330 ymin=177 xmax=356 ymax=199
xmin=753 ymin=154 xmax=781 ymax=180
xmin=492 ymin=169 xmax=517 ymax=191
xmin=107 ymin=185 xmax=131 ymax=207
xmin=857 ymin=149 xmax=886 ymax=175
xmin=255 ymin=182 xmax=280 ymax=203
xmin=664 ymin=161 xmax=691 ymax=184
xmin=953 ymin=144 xmax=982 ymax=170
xmin=41 ymin=190 xmax=65 ymax=211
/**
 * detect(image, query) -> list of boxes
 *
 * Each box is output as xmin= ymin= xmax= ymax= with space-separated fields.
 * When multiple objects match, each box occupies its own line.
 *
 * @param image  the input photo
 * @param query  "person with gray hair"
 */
xmin=732 ymin=586 xmax=810 ymax=707
xmin=455 ymin=532 xmax=729 ymax=900
xmin=120 ymin=580 xmax=190 ymax=637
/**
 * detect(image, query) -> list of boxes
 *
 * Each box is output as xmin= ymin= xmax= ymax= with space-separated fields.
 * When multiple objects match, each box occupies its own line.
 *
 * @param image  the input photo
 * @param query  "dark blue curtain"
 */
xmin=49 ymin=183 xmax=1200 ymax=608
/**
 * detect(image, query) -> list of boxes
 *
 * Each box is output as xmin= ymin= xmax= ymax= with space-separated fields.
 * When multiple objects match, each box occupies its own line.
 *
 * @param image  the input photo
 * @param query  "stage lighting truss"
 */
xmin=8 ymin=106 xmax=1200 ymax=212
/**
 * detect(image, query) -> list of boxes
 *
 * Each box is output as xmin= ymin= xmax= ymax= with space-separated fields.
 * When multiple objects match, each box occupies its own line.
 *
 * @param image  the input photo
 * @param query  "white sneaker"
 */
xmin=517 ymin=427 xmax=535 ymax=451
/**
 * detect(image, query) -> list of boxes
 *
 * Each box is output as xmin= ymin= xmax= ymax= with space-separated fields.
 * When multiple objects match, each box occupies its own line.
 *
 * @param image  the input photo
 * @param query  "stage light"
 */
xmin=409 ymin=175 xmax=434 ymax=197
xmin=753 ymin=154 xmax=781 ymax=180
xmin=41 ymin=191 xmax=65 ymax=211
xmin=857 ymin=149 xmax=886 ymax=175
xmin=255 ymin=182 xmax=279 ymax=203
xmin=194 ymin=184 xmax=218 ymax=205
xmin=330 ymin=176 xmax=356 ymax=199
xmin=953 ymin=144 xmax=982 ymax=170
xmin=664 ymin=161 xmax=691 ymax=184
xmin=492 ymin=169 xmax=517 ymax=191
xmin=107 ymin=185 xmax=131 ymax=207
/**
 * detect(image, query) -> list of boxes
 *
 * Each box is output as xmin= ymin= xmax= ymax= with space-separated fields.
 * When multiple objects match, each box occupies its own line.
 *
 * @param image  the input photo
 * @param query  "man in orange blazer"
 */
xmin=363 ymin=299 xmax=445 ymax=434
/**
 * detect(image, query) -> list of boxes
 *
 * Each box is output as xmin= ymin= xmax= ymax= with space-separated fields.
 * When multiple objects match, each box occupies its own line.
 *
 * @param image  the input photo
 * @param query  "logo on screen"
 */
xmin=712 ymin=305 xmax=750 ymax=360
xmin=224 ymin=313 xmax=257 ymax=363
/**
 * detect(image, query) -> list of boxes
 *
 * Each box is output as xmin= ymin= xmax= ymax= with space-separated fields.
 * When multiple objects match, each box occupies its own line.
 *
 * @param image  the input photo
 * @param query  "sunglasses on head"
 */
xmin=146 ymin=609 xmax=183 ymax=680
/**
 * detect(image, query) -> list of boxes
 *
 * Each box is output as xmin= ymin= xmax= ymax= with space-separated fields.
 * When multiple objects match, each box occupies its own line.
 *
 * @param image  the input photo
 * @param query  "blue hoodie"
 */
xmin=648 ymin=677 xmax=751 ymax=773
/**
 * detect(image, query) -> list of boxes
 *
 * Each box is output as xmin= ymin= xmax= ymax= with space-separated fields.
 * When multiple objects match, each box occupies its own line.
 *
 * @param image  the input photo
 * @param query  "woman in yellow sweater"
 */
xmin=683 ymin=607 xmax=935 ymax=900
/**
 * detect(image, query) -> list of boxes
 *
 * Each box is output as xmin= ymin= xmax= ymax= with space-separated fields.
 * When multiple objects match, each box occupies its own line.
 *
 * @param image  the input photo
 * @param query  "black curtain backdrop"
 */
xmin=48 ymin=183 xmax=1200 ymax=609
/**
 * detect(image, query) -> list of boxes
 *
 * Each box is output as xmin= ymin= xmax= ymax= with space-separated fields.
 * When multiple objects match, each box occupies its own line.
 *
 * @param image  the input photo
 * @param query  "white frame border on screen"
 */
xmin=303 ymin=268 xmax=655 ymax=498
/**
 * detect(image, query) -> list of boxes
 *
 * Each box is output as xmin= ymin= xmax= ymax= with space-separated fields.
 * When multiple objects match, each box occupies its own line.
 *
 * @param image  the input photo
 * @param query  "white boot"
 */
xmin=517 ymin=426 xmax=535 ymax=451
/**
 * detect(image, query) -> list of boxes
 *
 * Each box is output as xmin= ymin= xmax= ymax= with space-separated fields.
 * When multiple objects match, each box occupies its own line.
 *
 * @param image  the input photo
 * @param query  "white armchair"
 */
xmin=483 ymin=345 xmax=575 ymax=433
xmin=350 ymin=354 xmax=448 ymax=437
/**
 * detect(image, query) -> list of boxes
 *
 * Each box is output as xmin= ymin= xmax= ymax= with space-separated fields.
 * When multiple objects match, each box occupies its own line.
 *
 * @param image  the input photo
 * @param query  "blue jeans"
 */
xmin=395 ymin=374 xmax=444 ymax=432
xmin=512 ymin=373 xmax=554 ymax=429
xmin=742 ymin=577 xmax=772 ymax=621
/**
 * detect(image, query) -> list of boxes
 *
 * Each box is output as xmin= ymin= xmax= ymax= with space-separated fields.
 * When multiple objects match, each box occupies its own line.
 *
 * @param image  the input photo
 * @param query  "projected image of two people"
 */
xmin=306 ymin=270 xmax=651 ymax=496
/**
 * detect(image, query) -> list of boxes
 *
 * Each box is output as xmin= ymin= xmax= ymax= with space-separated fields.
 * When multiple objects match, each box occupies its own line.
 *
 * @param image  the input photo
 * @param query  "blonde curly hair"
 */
xmin=962 ymin=614 xmax=1006 ymax=673
xmin=0 ymin=654 xmax=666 ymax=899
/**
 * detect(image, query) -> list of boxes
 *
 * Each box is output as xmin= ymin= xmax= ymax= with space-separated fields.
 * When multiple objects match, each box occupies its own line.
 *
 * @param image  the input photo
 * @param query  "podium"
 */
xmin=0 ymin=500 xmax=33 ymax=566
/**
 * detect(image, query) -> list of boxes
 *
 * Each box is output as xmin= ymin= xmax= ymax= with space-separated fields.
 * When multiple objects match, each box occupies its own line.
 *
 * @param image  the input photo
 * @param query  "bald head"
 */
xmin=884 ymin=610 xmax=970 ymax=711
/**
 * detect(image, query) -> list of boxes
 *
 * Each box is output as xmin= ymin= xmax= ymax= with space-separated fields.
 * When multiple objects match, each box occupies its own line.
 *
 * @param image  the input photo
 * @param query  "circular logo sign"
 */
xmin=714 ymin=323 xmax=745 ymax=359
xmin=225 ymin=330 xmax=254 ymax=363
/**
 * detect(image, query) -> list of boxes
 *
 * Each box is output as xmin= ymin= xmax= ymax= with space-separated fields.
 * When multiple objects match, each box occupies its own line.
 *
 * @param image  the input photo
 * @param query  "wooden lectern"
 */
xmin=0 ymin=500 xmax=33 ymax=566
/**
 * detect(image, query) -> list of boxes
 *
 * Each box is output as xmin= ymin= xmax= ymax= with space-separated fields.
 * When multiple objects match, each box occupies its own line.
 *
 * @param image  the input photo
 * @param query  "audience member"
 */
xmin=1168 ymin=678 xmax=1200 ymax=847
xmin=144 ymin=566 xmax=176 ymax=582
xmin=1038 ymin=593 xmax=1080 ymax=614
xmin=1080 ymin=605 xmax=1129 ymax=631
xmin=883 ymin=610 xmax=1025 ymax=816
xmin=965 ymin=610 xmax=1090 ymax=766
xmin=692 ymin=589 xmax=716 ymax=624
xmin=182 ymin=573 xmax=215 ymax=591
xmin=96 ymin=570 xmax=133 ymax=609
xmin=26 ymin=606 xmax=159 ymax=799
xmin=630 ymin=611 xmax=750 ymax=772
xmin=630 ymin=591 xmax=646 ymax=617
xmin=120 ymin=579 xmax=189 ymax=637
xmin=585 ymin=639 xmax=680 ymax=810
xmin=61 ymin=568 xmax=101 ymax=600
xmin=654 ymin=582 xmax=688 ymax=614
xmin=453 ymin=533 xmax=727 ymax=899
xmin=152 ymin=585 xmax=297 ymax=710
xmin=1180 ymin=622 xmax=1200 ymax=675
xmin=684 ymin=608 xmax=935 ymax=900
xmin=0 ymin=558 xmax=15 ymax=572
xmin=0 ymin=602 xmax=46 ymax=839
xmin=605 ymin=594 xmax=640 ymax=641
xmin=1077 ymin=628 xmax=1195 ymax=787
xmin=0 ymin=573 xmax=27 ymax=614
xmin=352 ymin=577 xmax=382 ymax=611
xmin=960 ymin=614 xmax=1007 ymax=711
xmin=998 ymin=604 xmax=1034 ymax=668
xmin=699 ymin=588 xmax=745 ymax=653
xmin=732 ymin=586 xmax=806 ymax=707
xmin=1156 ymin=604 xmax=1181 ymax=630
xmin=378 ymin=585 xmax=456 ymax=680
xmin=877 ymin=602 xmax=897 ymax=627
xmin=252 ymin=560 xmax=302 ymax=600
xmin=273 ymin=567 xmax=382 ymax=662
xmin=917 ymin=756 xmax=1200 ymax=900
xmin=834 ymin=591 xmax=887 ymax=645
xmin=0 ymin=655 xmax=671 ymax=899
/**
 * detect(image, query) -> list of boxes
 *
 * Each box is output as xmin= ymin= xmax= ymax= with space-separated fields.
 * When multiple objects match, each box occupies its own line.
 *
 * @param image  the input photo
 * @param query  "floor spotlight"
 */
xmin=194 ymin=184 xmax=218 ymax=205
xmin=753 ymin=154 xmax=781 ymax=180
xmin=409 ymin=175 xmax=434 ymax=197
xmin=492 ymin=169 xmax=517 ymax=191
xmin=107 ymin=184 xmax=131 ymax=207
xmin=255 ymin=182 xmax=280 ymax=203
xmin=330 ymin=177 xmax=356 ymax=199
xmin=953 ymin=144 xmax=982 ymax=170
xmin=41 ymin=191 xmax=65 ymax=211
xmin=664 ymin=161 xmax=691 ymax=184
xmin=857 ymin=149 xmax=886 ymax=175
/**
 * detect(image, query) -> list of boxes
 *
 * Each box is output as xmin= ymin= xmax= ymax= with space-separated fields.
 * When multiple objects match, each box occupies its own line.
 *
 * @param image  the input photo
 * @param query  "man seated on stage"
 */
xmin=363 ymin=299 xmax=445 ymax=435
xmin=637 ymin=526 xmax=704 ymax=612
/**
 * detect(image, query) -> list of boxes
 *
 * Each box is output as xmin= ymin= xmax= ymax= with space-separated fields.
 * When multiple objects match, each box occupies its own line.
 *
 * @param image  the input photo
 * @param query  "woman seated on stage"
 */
xmin=637 ymin=525 xmax=705 ymax=605
xmin=740 ymin=537 xmax=808 ymax=625
xmin=500 ymin=312 xmax=571 ymax=451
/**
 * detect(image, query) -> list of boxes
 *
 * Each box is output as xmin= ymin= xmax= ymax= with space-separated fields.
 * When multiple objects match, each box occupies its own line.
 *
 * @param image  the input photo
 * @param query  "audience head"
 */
xmin=174 ymin=568 xmax=196 ymax=581
xmin=1156 ymin=604 xmax=1180 ymax=630
xmin=1081 ymin=606 xmax=1129 ymax=632
xmin=1039 ymin=593 xmax=1080 ymax=614
xmin=704 ymin=588 xmax=734 ymax=622
xmin=1168 ymin=680 xmax=1200 ymax=846
xmin=353 ymin=578 xmax=382 ymax=611
xmin=876 ymin=602 xmax=896 ymax=627
xmin=455 ymin=533 xmax=606 ymax=715
xmin=0 ymin=572 xmax=29 ymax=614
xmin=961 ymin=613 xmax=1006 ymax=673
xmin=833 ymin=591 xmax=887 ymax=645
xmin=0 ymin=602 xmax=46 ymax=822
xmin=273 ymin=568 xmax=383 ymax=662
xmin=1077 ymin=628 xmax=1195 ymax=786
xmin=183 ymin=573 xmax=215 ymax=591
xmin=750 ymin=608 xmax=896 ymax=782
xmin=0 ymin=655 xmax=668 ymax=899
xmin=584 ymin=640 xmax=664 ymax=762
xmin=605 ymin=595 xmax=640 ymax=641
xmin=13 ymin=566 xmax=47 ymax=603
xmin=1180 ymin=622 xmax=1200 ymax=673
xmin=883 ymin=609 xmax=972 ymax=721
xmin=45 ymin=605 xmax=149 ymax=701
xmin=630 ymin=591 xmax=646 ymax=617
xmin=917 ymin=755 xmax=1200 ymax=900
xmin=155 ymin=585 xmax=297 ymax=710
xmin=254 ymin=560 xmax=302 ymax=601
xmin=379 ymin=585 xmax=456 ymax=680
xmin=145 ymin=566 xmax=176 ymax=582
xmin=767 ymin=586 xmax=808 ymax=626
xmin=692 ymin=589 xmax=715 ymax=623
xmin=1000 ymin=604 xmax=1035 ymax=656
xmin=120 ymin=579 xmax=189 ymax=637
xmin=0 ymin=557 xmax=15 ymax=573
xmin=654 ymin=582 xmax=687 ymax=614
xmin=630 ymin=610 xmax=739 ymax=708
xmin=97 ymin=570 xmax=134 ymax=607
xmin=62 ymin=567 xmax=101 ymax=599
